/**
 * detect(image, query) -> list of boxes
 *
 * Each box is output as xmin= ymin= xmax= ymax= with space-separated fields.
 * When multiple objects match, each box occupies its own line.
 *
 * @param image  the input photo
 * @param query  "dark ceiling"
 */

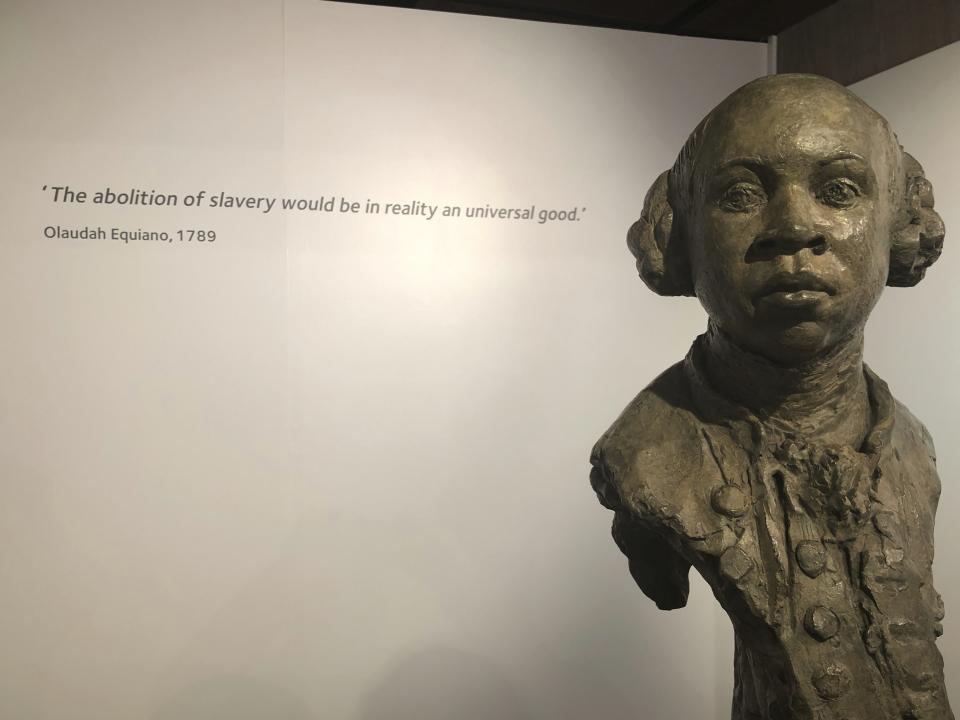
xmin=336 ymin=0 xmax=842 ymax=42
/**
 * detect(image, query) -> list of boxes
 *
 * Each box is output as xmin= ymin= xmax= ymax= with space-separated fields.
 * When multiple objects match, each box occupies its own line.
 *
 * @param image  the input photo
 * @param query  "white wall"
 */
xmin=851 ymin=41 xmax=960 ymax=703
xmin=0 ymin=2 xmax=766 ymax=719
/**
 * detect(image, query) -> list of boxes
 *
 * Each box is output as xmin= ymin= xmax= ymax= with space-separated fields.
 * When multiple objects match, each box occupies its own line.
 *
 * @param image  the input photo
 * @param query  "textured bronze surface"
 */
xmin=590 ymin=74 xmax=951 ymax=718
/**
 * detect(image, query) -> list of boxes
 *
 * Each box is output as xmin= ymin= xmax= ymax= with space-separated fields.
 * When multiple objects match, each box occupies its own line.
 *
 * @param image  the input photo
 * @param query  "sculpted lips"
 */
xmin=753 ymin=271 xmax=837 ymax=311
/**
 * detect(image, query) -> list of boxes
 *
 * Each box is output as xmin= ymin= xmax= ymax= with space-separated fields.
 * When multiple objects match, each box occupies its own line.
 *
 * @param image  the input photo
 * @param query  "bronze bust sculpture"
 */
xmin=589 ymin=75 xmax=950 ymax=718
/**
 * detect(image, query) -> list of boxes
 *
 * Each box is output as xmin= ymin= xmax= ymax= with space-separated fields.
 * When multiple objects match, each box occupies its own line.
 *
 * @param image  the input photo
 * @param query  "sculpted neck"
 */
xmin=700 ymin=324 xmax=871 ymax=447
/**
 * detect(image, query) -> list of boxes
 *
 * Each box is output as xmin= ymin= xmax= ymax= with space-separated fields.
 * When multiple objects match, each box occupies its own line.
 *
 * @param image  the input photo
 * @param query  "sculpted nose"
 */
xmin=749 ymin=226 xmax=829 ymax=260
xmin=747 ymin=186 xmax=829 ymax=262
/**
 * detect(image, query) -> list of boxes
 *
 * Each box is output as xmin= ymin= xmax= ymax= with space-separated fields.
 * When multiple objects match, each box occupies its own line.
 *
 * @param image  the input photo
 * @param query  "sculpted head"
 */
xmin=629 ymin=74 xmax=944 ymax=364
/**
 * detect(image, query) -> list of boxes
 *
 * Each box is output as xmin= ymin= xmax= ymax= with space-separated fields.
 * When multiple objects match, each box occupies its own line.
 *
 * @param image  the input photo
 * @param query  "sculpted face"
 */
xmin=686 ymin=77 xmax=902 ymax=364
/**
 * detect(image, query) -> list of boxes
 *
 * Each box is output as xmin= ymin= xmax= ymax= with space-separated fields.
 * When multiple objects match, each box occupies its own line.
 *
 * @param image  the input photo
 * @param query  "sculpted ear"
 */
xmin=626 ymin=170 xmax=695 ymax=297
xmin=889 ymin=153 xmax=945 ymax=287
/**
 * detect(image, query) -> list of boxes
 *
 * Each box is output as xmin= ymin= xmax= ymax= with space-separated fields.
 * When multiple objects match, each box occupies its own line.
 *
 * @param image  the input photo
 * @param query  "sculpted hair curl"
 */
xmin=625 ymin=115 xmax=711 ymax=298
xmin=889 ymin=152 xmax=945 ymax=286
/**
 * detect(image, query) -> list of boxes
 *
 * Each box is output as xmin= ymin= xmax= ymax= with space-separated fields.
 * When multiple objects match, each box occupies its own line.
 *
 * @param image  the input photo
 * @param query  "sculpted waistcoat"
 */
xmin=590 ymin=337 xmax=952 ymax=720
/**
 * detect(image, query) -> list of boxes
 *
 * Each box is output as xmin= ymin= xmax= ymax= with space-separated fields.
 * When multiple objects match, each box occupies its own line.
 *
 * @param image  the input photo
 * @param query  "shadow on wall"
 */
xmin=356 ymin=645 xmax=534 ymax=720
xmin=153 ymin=675 xmax=314 ymax=720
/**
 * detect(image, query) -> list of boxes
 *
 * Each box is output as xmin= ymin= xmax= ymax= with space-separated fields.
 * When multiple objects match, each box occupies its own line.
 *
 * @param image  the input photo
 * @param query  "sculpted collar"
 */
xmin=681 ymin=333 xmax=895 ymax=459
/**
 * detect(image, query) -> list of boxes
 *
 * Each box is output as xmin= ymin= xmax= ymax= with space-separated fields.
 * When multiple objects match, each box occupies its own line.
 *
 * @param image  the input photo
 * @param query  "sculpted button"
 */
xmin=720 ymin=547 xmax=753 ymax=581
xmin=934 ymin=592 xmax=946 ymax=622
xmin=812 ymin=663 xmax=851 ymax=701
xmin=795 ymin=540 xmax=827 ymax=578
xmin=804 ymin=606 xmax=840 ymax=641
xmin=711 ymin=485 xmax=749 ymax=517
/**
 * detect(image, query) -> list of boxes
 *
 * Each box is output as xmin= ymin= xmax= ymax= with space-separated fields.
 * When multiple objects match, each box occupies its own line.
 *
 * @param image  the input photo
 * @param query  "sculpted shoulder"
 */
xmin=891 ymin=398 xmax=942 ymax=507
xmin=590 ymin=362 xmax=707 ymax=523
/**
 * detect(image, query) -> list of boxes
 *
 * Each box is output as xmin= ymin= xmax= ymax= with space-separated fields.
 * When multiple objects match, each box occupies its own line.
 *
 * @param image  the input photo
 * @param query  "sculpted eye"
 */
xmin=718 ymin=182 xmax=766 ymax=212
xmin=818 ymin=178 xmax=861 ymax=208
